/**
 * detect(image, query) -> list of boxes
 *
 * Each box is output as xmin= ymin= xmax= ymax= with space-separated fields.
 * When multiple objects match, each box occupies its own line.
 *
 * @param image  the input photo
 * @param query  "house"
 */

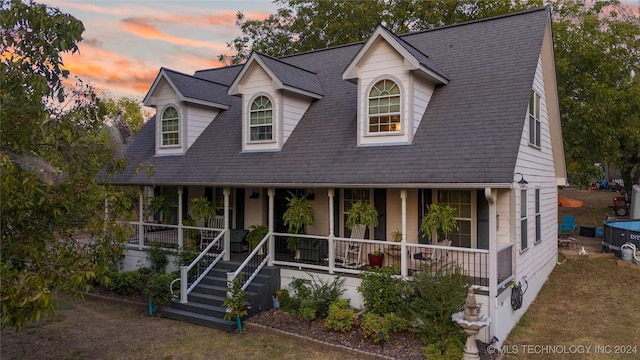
xmin=111 ymin=7 xmax=566 ymax=344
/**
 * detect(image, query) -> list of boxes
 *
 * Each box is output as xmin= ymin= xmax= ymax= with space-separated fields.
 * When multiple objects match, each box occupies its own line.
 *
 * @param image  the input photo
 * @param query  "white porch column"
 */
xmin=328 ymin=188 xmax=335 ymax=274
xmin=400 ymin=189 xmax=408 ymax=277
xmin=267 ymin=188 xmax=275 ymax=266
xmin=223 ymin=187 xmax=231 ymax=261
xmin=177 ymin=187 xmax=184 ymax=248
xmin=138 ymin=187 xmax=144 ymax=250
xmin=485 ymin=187 xmax=498 ymax=341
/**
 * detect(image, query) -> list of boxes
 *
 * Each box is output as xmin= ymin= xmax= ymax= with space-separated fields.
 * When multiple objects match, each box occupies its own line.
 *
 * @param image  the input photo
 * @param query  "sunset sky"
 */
xmin=46 ymin=1 xmax=278 ymax=99
xmin=45 ymin=1 xmax=638 ymax=100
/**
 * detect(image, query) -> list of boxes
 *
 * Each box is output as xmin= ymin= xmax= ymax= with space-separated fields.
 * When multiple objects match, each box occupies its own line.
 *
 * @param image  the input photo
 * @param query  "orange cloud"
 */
xmin=121 ymin=18 xmax=224 ymax=50
xmin=61 ymin=43 xmax=158 ymax=97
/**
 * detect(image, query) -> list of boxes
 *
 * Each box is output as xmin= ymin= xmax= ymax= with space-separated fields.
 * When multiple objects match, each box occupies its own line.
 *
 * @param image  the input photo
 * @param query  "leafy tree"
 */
xmin=98 ymin=95 xmax=150 ymax=134
xmin=1 ymin=0 xmax=130 ymax=329
xmin=218 ymin=0 xmax=539 ymax=64
xmin=551 ymin=0 xmax=640 ymax=192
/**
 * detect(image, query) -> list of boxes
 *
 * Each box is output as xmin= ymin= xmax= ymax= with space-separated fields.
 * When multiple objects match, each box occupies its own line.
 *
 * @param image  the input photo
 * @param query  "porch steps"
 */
xmin=162 ymin=261 xmax=280 ymax=332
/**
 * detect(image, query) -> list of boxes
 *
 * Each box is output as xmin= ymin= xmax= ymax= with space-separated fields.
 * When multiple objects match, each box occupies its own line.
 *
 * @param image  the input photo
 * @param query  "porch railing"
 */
xmin=178 ymin=229 xmax=226 ymax=303
xmin=227 ymin=232 xmax=270 ymax=291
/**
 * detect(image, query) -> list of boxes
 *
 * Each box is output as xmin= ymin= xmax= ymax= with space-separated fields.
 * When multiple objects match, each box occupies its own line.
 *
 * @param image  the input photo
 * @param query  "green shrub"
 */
xmin=325 ymin=299 xmax=357 ymax=332
xmin=402 ymin=265 xmax=469 ymax=344
xmin=148 ymin=242 xmax=168 ymax=273
xmin=105 ymin=269 xmax=148 ymax=296
xmin=144 ymin=272 xmax=174 ymax=305
xmin=422 ymin=338 xmax=464 ymax=360
xmin=358 ymin=265 xmax=403 ymax=315
xmin=385 ymin=312 xmax=409 ymax=333
xmin=361 ymin=313 xmax=389 ymax=343
xmin=298 ymin=298 xmax=317 ymax=321
xmin=277 ymin=289 xmax=295 ymax=312
xmin=288 ymin=275 xmax=345 ymax=318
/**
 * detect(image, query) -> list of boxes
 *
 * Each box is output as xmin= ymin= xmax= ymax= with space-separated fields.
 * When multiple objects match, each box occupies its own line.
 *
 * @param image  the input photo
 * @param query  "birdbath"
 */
xmin=451 ymin=287 xmax=492 ymax=360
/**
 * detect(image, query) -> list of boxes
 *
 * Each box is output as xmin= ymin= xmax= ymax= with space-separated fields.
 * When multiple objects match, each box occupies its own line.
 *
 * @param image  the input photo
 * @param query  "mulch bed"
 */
xmin=245 ymin=310 xmax=497 ymax=360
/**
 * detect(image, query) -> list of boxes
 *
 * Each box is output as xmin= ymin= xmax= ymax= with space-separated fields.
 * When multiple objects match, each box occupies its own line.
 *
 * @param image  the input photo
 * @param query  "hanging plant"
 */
xmin=420 ymin=203 xmax=459 ymax=242
xmin=345 ymin=201 xmax=378 ymax=230
xmin=282 ymin=192 xmax=315 ymax=251
xmin=145 ymin=195 xmax=169 ymax=219
xmin=190 ymin=197 xmax=217 ymax=225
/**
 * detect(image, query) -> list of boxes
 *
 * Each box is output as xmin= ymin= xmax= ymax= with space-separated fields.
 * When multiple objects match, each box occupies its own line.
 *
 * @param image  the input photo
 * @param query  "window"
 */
xmin=521 ymin=189 xmax=528 ymax=250
xmin=368 ymin=79 xmax=401 ymax=133
xmin=250 ymin=96 xmax=273 ymax=141
xmin=161 ymin=106 xmax=180 ymax=146
xmin=535 ymin=189 xmax=541 ymax=243
xmin=528 ymin=91 xmax=541 ymax=147
xmin=437 ymin=190 xmax=472 ymax=248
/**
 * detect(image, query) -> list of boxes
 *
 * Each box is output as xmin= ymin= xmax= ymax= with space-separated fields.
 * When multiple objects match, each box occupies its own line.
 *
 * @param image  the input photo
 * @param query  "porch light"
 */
xmin=249 ymin=190 xmax=260 ymax=199
xmin=513 ymin=173 xmax=528 ymax=189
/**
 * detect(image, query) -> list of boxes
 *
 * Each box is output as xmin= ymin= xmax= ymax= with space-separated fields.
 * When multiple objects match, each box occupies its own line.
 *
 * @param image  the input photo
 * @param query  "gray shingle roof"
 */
xmin=252 ymin=52 xmax=325 ymax=96
xmin=160 ymin=68 xmax=231 ymax=107
xmin=111 ymin=8 xmax=550 ymax=187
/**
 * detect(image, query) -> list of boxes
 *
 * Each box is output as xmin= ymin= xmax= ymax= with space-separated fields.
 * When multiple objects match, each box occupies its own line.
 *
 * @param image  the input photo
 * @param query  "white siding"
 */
xmin=241 ymin=65 xmax=280 ymax=152
xmin=152 ymin=79 xmax=185 ymax=156
xmin=282 ymin=94 xmax=312 ymax=144
xmin=500 ymin=53 xmax=559 ymax=344
xmin=413 ymin=78 xmax=435 ymax=137
xmin=358 ymin=41 xmax=412 ymax=146
xmin=244 ymin=189 xmax=265 ymax=229
xmin=186 ymin=105 xmax=219 ymax=149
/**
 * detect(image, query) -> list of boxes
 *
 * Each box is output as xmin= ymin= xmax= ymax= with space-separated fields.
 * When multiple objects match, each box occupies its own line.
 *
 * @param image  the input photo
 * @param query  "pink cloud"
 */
xmin=121 ymin=18 xmax=223 ymax=50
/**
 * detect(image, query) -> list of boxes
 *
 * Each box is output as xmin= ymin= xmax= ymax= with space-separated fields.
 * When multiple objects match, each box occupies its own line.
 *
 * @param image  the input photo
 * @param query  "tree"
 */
xmin=551 ymin=0 xmax=640 ymax=192
xmin=1 ymin=0 xmax=130 ymax=329
xmin=218 ymin=0 xmax=539 ymax=64
xmin=98 ymin=95 xmax=150 ymax=134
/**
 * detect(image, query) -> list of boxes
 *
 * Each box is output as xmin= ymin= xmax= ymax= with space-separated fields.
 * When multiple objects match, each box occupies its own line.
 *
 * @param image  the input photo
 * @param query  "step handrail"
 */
xmin=228 ymin=232 xmax=271 ymax=291
xmin=177 ymin=229 xmax=227 ymax=304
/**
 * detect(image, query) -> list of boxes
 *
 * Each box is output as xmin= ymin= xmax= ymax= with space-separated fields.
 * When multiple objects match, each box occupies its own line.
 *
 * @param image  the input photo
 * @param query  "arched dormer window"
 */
xmin=368 ymin=79 xmax=401 ymax=133
xmin=161 ymin=106 xmax=180 ymax=146
xmin=250 ymin=95 xmax=273 ymax=141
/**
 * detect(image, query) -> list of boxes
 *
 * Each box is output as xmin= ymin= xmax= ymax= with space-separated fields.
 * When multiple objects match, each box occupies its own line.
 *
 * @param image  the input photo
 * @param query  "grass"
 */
xmin=503 ymin=188 xmax=640 ymax=359
xmin=1 ymin=297 xmax=347 ymax=360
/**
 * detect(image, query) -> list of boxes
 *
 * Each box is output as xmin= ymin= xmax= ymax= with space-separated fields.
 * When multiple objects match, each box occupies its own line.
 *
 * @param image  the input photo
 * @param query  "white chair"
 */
xmin=200 ymin=216 xmax=224 ymax=250
xmin=336 ymin=224 xmax=367 ymax=268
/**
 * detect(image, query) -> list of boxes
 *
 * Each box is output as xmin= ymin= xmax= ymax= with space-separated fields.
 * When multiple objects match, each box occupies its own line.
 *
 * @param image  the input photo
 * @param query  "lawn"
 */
xmin=502 ymin=188 xmax=640 ymax=359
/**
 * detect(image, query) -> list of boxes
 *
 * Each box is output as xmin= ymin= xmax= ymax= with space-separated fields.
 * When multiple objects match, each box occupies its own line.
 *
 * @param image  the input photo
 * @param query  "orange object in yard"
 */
xmin=558 ymin=195 xmax=584 ymax=208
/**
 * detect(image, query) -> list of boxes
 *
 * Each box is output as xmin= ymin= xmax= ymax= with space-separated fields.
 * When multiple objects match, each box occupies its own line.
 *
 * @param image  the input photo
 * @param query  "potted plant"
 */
xmin=283 ymin=192 xmax=315 ymax=254
xmin=190 ymin=197 xmax=217 ymax=226
xmin=346 ymin=201 xmax=380 ymax=266
xmin=246 ymin=224 xmax=269 ymax=251
xmin=386 ymin=229 xmax=403 ymax=258
xmin=145 ymin=194 xmax=169 ymax=221
xmin=345 ymin=201 xmax=379 ymax=231
xmin=367 ymin=250 xmax=384 ymax=267
xmin=420 ymin=203 xmax=459 ymax=243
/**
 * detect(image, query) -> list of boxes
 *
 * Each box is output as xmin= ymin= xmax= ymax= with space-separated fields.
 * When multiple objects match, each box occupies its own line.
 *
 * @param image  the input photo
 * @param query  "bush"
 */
xmin=358 ymin=265 xmax=403 ymax=315
xmin=288 ymin=275 xmax=345 ymax=318
xmin=145 ymin=272 xmax=174 ymax=305
xmin=361 ymin=313 xmax=389 ymax=343
xmin=325 ymin=299 xmax=357 ymax=332
xmin=402 ymin=265 xmax=469 ymax=344
xmin=105 ymin=269 xmax=148 ymax=296
xmin=277 ymin=289 xmax=295 ymax=312
xmin=148 ymin=242 xmax=168 ymax=273
xmin=422 ymin=338 xmax=464 ymax=360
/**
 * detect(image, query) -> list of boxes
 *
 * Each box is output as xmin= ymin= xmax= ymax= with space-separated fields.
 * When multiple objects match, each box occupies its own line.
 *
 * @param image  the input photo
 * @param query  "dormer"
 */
xmin=228 ymin=52 xmax=324 ymax=152
xmin=143 ymin=68 xmax=230 ymax=156
xmin=343 ymin=26 xmax=448 ymax=146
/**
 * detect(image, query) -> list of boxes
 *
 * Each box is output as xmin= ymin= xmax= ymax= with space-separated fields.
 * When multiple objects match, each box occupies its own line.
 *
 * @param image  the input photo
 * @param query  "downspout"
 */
xmin=178 ymin=187 xmax=183 ymax=248
xmin=400 ymin=189 xmax=408 ymax=277
xmin=328 ymin=188 xmax=335 ymax=274
xmin=223 ymin=187 xmax=230 ymax=261
xmin=267 ymin=188 xmax=275 ymax=266
xmin=138 ymin=187 xmax=144 ymax=251
xmin=484 ymin=187 xmax=498 ymax=343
